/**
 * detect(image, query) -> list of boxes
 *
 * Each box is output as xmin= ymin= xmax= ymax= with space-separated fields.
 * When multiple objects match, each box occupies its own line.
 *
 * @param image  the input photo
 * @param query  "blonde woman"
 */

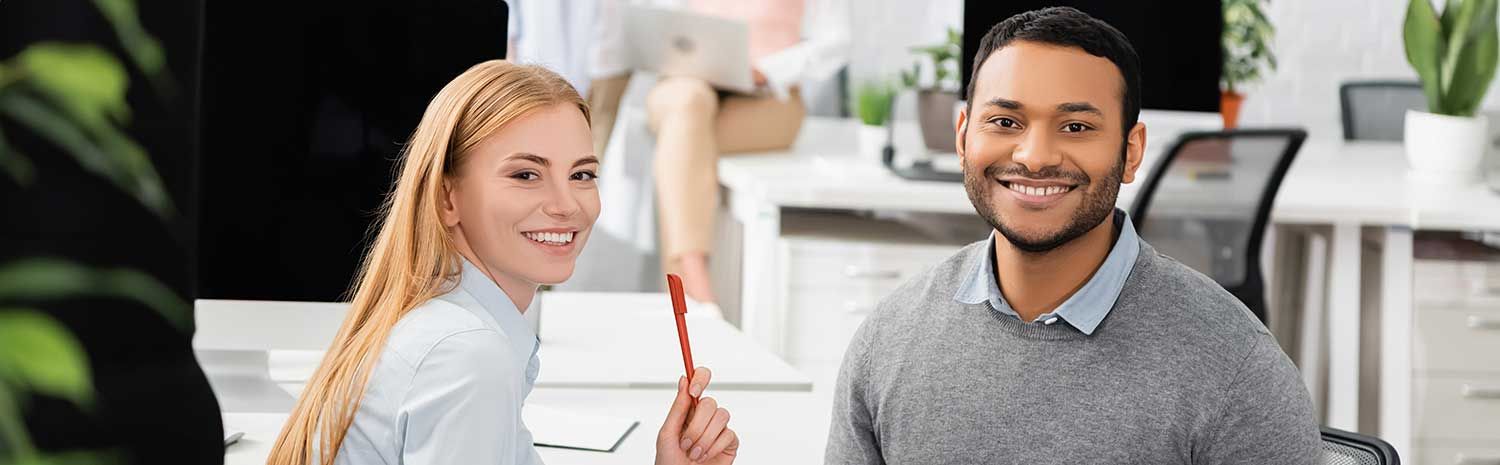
xmin=267 ymin=61 xmax=738 ymax=465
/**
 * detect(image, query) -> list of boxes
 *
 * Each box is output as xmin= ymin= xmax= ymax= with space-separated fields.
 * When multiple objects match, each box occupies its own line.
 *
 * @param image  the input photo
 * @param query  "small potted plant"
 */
xmin=1221 ymin=0 xmax=1277 ymax=128
xmin=904 ymin=27 xmax=963 ymax=153
xmin=1403 ymin=0 xmax=1498 ymax=184
xmin=852 ymin=79 xmax=896 ymax=161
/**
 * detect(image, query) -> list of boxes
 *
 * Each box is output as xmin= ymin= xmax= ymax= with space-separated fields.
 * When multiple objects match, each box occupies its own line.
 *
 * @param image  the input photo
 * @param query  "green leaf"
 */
xmin=852 ymin=81 xmax=895 ymax=126
xmin=0 ymin=129 xmax=35 ymax=186
xmin=0 ymin=90 xmax=174 ymax=219
xmin=0 ymin=259 xmax=192 ymax=333
xmin=0 ymin=381 xmax=38 ymax=459
xmin=0 ymin=310 xmax=93 ymax=409
xmin=91 ymin=0 xmax=171 ymax=98
xmin=1441 ymin=0 xmax=1463 ymax=35
xmin=14 ymin=43 xmax=131 ymax=133
xmin=1407 ymin=0 xmax=1449 ymax=113
xmin=1444 ymin=21 xmax=1498 ymax=115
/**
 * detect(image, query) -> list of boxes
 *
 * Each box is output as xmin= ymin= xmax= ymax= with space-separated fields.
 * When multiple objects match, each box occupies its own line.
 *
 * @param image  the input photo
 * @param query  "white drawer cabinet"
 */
xmin=1414 ymin=307 xmax=1500 ymax=373
xmin=1414 ymin=374 xmax=1500 ymax=441
xmin=1418 ymin=444 xmax=1500 ymax=465
xmin=775 ymin=212 xmax=969 ymax=380
xmin=1410 ymin=255 xmax=1500 ymax=463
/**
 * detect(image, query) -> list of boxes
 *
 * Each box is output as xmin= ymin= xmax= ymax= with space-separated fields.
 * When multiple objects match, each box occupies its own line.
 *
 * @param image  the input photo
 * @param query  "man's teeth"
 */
xmin=524 ymin=231 xmax=575 ymax=245
xmin=1008 ymin=183 xmax=1070 ymax=196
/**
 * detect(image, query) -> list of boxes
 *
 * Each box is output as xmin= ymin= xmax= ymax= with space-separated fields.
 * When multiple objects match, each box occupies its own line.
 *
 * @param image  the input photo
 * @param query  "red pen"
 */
xmin=666 ymin=274 xmax=695 ymax=398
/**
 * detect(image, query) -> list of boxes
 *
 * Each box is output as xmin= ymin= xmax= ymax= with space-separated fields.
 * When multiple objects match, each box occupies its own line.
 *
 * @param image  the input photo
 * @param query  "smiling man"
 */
xmin=824 ymin=7 xmax=1318 ymax=465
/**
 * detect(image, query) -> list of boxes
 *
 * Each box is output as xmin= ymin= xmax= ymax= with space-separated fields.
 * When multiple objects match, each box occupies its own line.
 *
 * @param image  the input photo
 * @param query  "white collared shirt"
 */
xmin=332 ymin=258 xmax=542 ymax=465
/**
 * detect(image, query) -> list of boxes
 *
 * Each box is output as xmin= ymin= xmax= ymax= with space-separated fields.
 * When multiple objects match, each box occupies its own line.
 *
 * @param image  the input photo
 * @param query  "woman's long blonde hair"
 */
xmin=267 ymin=60 xmax=589 ymax=465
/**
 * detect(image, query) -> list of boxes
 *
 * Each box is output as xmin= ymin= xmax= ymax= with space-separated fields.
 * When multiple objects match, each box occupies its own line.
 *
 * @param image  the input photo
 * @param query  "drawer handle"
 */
xmin=1455 ymin=454 xmax=1500 ymax=465
xmin=1461 ymin=384 xmax=1500 ymax=399
xmin=1468 ymin=315 xmax=1500 ymax=331
xmin=844 ymin=266 xmax=901 ymax=280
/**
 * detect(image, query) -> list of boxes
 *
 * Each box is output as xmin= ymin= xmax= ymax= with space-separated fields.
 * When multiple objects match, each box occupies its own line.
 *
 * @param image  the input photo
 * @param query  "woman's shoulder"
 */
xmin=381 ymin=298 xmax=507 ymax=370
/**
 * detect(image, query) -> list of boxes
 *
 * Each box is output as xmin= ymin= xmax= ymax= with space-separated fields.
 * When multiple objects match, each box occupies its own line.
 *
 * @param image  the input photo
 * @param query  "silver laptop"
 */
xmin=624 ymin=5 xmax=755 ymax=93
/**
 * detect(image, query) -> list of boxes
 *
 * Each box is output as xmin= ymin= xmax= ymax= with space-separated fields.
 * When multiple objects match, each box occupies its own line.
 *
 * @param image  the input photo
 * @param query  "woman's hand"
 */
xmin=655 ymin=367 xmax=738 ymax=465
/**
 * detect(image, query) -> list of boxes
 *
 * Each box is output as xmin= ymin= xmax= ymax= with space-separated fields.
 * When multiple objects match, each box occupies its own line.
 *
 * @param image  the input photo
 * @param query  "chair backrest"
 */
xmin=1340 ymin=81 xmax=1425 ymax=141
xmin=1130 ymin=129 xmax=1307 ymax=293
xmin=1320 ymin=427 xmax=1400 ymax=465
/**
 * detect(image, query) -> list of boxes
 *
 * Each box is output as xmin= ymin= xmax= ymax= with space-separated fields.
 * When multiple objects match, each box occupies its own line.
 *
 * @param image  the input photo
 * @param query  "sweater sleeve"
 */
xmin=1194 ymin=335 xmax=1320 ymax=465
xmin=825 ymin=315 xmax=885 ymax=465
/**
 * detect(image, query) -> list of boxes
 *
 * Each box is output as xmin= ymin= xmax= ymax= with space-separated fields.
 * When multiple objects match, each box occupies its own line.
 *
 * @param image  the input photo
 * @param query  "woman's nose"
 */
xmin=541 ymin=179 xmax=581 ymax=218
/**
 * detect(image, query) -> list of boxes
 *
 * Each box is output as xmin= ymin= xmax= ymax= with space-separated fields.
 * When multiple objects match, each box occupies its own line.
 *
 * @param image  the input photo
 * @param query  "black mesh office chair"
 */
xmin=1130 ymin=129 xmax=1307 ymax=323
xmin=1340 ymin=81 xmax=1425 ymax=141
xmin=1320 ymin=427 xmax=1400 ymax=464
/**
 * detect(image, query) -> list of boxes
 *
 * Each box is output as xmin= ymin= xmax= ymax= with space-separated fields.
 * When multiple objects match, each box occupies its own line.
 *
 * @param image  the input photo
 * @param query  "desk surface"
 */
xmin=720 ymin=117 xmax=1500 ymax=231
xmin=534 ymin=292 xmax=810 ymax=391
xmin=223 ymin=388 xmax=830 ymax=465
xmin=198 ymin=292 xmax=810 ymax=393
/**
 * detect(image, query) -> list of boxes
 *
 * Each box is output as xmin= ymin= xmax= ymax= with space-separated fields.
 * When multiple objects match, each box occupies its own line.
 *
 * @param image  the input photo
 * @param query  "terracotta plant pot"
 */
xmin=1220 ymin=91 xmax=1244 ymax=129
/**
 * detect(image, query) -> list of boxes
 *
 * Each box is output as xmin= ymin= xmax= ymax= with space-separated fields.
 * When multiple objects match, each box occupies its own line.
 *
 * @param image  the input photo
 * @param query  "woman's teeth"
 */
xmin=1006 ymin=183 xmax=1071 ymax=196
xmin=523 ymin=231 xmax=575 ymax=245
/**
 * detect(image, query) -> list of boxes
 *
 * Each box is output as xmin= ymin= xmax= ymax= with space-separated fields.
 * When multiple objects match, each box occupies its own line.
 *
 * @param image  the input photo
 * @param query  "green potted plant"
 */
xmin=1403 ymin=0 xmax=1498 ymax=184
xmin=0 ymin=0 xmax=205 ymax=462
xmin=1221 ymin=0 xmax=1278 ymax=128
xmin=904 ymin=27 xmax=963 ymax=153
xmin=852 ymin=79 xmax=896 ymax=161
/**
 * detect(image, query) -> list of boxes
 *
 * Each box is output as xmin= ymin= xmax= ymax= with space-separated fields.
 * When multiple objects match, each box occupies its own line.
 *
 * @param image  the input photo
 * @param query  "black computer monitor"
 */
xmin=961 ymin=1 xmax=1222 ymax=113
xmin=198 ymin=1 xmax=508 ymax=301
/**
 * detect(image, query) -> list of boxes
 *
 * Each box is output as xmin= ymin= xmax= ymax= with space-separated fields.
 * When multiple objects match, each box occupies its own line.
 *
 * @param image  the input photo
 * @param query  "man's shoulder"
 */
xmin=1124 ymin=241 xmax=1269 ymax=337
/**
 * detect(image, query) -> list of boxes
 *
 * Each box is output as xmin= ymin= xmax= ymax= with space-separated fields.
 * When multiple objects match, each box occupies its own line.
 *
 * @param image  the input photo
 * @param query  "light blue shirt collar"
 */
xmin=954 ymin=209 xmax=1140 ymax=335
xmin=455 ymin=257 xmax=539 ymax=364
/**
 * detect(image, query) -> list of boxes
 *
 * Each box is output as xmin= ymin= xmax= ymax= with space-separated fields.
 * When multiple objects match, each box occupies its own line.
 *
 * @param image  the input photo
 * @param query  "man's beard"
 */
xmin=964 ymin=152 xmax=1123 ymax=254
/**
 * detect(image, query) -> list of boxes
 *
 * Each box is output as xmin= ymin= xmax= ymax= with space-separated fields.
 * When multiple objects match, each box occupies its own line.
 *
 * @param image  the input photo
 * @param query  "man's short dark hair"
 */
xmin=965 ymin=7 xmax=1142 ymax=133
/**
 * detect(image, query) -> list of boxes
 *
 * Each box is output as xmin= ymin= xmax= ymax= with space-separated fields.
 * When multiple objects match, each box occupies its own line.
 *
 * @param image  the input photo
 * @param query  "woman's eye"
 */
xmin=1063 ymin=122 xmax=1091 ymax=133
xmin=572 ymin=171 xmax=598 ymax=182
xmin=512 ymin=171 xmax=540 ymax=181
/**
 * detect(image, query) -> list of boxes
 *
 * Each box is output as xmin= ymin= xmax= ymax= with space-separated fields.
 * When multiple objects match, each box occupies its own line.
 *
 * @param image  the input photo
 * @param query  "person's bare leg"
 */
xmin=647 ymin=78 xmax=721 ymax=303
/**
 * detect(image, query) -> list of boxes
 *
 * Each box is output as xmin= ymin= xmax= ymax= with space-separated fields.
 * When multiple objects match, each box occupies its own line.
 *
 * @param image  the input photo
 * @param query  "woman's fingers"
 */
xmin=679 ymin=395 xmax=718 ymax=449
xmin=658 ymin=376 xmax=693 ymax=440
xmin=689 ymin=366 xmax=712 ymax=397
xmin=703 ymin=427 xmax=739 ymax=461
xmin=688 ymin=407 xmax=731 ymax=461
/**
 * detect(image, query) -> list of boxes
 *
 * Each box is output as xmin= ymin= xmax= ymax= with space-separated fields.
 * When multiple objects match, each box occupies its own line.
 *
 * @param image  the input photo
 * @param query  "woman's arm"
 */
xmin=398 ymin=328 xmax=534 ymax=465
xmin=756 ymin=0 xmax=853 ymax=98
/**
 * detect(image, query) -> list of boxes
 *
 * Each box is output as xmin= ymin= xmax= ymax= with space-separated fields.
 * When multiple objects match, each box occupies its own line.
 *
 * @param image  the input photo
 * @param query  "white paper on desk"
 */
xmin=524 ymin=404 xmax=639 ymax=452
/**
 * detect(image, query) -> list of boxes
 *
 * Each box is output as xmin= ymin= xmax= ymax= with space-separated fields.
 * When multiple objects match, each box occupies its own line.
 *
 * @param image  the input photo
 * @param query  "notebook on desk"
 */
xmin=525 ymin=404 xmax=639 ymax=453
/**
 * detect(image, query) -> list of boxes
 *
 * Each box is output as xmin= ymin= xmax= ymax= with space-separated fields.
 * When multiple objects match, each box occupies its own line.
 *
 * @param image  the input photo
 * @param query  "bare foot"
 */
xmin=676 ymin=252 xmax=717 ymax=303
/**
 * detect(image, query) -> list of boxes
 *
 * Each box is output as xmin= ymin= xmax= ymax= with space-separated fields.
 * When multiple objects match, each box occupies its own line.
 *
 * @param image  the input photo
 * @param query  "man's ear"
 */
xmin=955 ymin=110 xmax=969 ymax=163
xmin=439 ymin=178 xmax=461 ymax=227
xmin=1121 ymin=122 xmax=1147 ymax=184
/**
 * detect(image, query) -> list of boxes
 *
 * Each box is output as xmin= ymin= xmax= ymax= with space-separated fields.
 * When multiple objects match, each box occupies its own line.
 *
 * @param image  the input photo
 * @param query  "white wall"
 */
xmin=1237 ymin=0 xmax=1416 ymax=131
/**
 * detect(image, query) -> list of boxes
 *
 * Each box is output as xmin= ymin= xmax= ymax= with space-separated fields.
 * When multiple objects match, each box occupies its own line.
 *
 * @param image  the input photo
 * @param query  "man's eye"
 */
xmin=992 ymin=117 xmax=1020 ymax=128
xmin=1063 ymin=123 xmax=1090 ymax=133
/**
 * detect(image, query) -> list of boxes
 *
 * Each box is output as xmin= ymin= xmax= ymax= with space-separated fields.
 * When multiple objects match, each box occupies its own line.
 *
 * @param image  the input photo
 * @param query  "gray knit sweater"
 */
xmin=825 ymin=238 xmax=1319 ymax=464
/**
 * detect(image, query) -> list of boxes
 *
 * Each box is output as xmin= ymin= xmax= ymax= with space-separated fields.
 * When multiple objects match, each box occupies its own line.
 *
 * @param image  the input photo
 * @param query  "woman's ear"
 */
xmin=439 ymin=178 xmax=462 ymax=228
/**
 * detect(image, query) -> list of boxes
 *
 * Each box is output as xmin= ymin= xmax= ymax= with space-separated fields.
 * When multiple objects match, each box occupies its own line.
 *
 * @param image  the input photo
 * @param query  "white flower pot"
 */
xmin=1404 ymin=109 xmax=1488 ymax=184
xmin=858 ymin=123 xmax=888 ymax=163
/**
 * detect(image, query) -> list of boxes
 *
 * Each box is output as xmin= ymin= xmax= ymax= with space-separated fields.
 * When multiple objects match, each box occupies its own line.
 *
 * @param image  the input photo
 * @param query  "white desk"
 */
xmin=223 ymin=387 xmax=828 ymax=465
xmin=534 ymin=292 xmax=810 ymax=391
xmin=197 ymin=293 xmax=810 ymax=395
xmin=717 ymin=116 xmax=1500 ymax=457
xmin=202 ymin=293 xmax=817 ymax=464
